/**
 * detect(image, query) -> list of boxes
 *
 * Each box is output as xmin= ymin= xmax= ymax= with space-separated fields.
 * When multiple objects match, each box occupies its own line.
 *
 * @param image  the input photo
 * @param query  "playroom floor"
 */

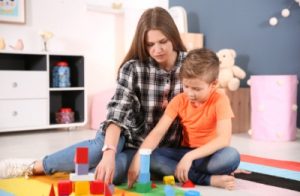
xmin=0 ymin=128 xmax=299 ymax=196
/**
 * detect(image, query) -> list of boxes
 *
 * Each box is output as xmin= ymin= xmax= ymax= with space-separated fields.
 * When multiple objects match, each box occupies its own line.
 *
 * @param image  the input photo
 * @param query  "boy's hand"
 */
xmin=127 ymin=154 xmax=140 ymax=188
xmin=175 ymin=154 xmax=193 ymax=183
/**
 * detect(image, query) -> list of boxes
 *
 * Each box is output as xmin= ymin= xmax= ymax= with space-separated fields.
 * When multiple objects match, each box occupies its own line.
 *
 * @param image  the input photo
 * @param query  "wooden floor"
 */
xmin=0 ymin=128 xmax=299 ymax=195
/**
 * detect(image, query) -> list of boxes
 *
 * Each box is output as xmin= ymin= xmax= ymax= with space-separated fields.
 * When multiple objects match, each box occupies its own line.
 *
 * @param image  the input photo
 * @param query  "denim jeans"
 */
xmin=42 ymin=130 xmax=137 ymax=184
xmin=150 ymin=146 xmax=240 ymax=185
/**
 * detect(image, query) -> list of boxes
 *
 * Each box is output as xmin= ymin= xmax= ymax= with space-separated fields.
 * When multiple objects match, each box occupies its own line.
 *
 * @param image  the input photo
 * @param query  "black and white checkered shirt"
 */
xmin=100 ymin=51 xmax=186 ymax=148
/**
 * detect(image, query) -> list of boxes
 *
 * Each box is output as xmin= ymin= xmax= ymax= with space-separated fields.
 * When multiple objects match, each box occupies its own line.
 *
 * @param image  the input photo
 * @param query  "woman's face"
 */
xmin=146 ymin=30 xmax=176 ymax=69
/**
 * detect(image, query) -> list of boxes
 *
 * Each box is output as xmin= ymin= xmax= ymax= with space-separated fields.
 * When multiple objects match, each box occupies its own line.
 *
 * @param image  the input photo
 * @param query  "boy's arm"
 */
xmin=175 ymin=118 xmax=232 ymax=182
xmin=140 ymin=114 xmax=175 ymax=149
xmin=127 ymin=113 xmax=175 ymax=188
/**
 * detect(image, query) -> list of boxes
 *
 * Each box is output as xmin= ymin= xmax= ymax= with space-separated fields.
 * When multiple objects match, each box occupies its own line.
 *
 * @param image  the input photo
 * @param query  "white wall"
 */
xmin=0 ymin=0 xmax=168 ymax=127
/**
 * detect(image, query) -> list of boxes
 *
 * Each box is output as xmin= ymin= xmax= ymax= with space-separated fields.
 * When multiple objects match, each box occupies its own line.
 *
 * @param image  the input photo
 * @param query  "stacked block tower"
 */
xmin=135 ymin=149 xmax=152 ymax=193
xmin=57 ymin=147 xmax=114 ymax=196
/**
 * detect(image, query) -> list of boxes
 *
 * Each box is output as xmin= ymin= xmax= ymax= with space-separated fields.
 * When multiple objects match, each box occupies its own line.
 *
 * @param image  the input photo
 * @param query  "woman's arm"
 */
xmin=175 ymin=118 xmax=232 ymax=182
xmin=95 ymin=123 xmax=121 ymax=183
xmin=127 ymin=114 xmax=174 ymax=188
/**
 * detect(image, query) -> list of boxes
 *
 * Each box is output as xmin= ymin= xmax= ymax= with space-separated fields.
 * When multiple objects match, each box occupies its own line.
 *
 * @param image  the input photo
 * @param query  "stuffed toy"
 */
xmin=217 ymin=49 xmax=246 ymax=91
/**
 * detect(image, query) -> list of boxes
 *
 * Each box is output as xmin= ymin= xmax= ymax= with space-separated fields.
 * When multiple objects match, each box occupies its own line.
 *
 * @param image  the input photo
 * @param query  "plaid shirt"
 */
xmin=100 ymin=51 xmax=186 ymax=148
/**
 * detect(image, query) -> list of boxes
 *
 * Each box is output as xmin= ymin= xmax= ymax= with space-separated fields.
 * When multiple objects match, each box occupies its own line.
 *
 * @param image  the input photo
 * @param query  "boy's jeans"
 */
xmin=150 ymin=147 xmax=240 ymax=185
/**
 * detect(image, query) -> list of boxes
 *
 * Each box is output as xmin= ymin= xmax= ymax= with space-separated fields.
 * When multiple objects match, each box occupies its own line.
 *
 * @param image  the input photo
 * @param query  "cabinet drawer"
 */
xmin=0 ymin=71 xmax=48 ymax=99
xmin=0 ymin=99 xmax=48 ymax=129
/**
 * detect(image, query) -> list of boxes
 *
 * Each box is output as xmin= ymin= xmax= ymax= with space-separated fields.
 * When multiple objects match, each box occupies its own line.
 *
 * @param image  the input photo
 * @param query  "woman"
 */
xmin=0 ymin=7 xmax=187 ymax=184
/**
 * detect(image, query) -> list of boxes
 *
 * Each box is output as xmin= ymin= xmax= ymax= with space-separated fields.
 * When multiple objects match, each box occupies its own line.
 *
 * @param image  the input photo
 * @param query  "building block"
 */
xmin=135 ymin=181 xmax=152 ymax=193
xmin=250 ymin=75 xmax=298 ymax=141
xmin=138 ymin=172 xmax=150 ymax=183
xmin=90 ymin=180 xmax=104 ymax=194
xmin=75 ymin=163 xmax=89 ymax=175
xmin=104 ymin=184 xmax=112 ymax=196
xmin=163 ymin=175 xmax=175 ymax=185
xmin=74 ymin=181 xmax=89 ymax=195
xmin=139 ymin=149 xmax=151 ymax=174
xmin=70 ymin=173 xmax=94 ymax=181
xmin=184 ymin=190 xmax=201 ymax=196
xmin=49 ymin=184 xmax=55 ymax=196
xmin=164 ymin=185 xmax=175 ymax=196
xmin=57 ymin=180 xmax=72 ymax=196
xmin=74 ymin=147 xmax=89 ymax=164
xmin=182 ymin=180 xmax=195 ymax=188
xmin=151 ymin=182 xmax=157 ymax=188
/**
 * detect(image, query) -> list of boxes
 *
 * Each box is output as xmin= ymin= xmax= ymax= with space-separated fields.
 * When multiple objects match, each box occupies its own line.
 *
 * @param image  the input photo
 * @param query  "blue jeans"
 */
xmin=150 ymin=147 xmax=240 ymax=185
xmin=42 ymin=130 xmax=137 ymax=184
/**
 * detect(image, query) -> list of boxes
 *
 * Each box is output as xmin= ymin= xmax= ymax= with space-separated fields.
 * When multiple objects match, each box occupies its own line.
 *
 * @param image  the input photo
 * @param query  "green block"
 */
xmin=135 ymin=181 xmax=152 ymax=193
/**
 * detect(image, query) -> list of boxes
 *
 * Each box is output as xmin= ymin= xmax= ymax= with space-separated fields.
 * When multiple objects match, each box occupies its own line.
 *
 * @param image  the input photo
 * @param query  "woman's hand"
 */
xmin=95 ymin=150 xmax=116 ymax=183
xmin=127 ymin=154 xmax=140 ymax=188
xmin=175 ymin=154 xmax=193 ymax=183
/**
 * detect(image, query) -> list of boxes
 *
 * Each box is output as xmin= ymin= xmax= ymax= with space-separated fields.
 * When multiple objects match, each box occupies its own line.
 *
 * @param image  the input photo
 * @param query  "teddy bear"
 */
xmin=217 ymin=49 xmax=246 ymax=91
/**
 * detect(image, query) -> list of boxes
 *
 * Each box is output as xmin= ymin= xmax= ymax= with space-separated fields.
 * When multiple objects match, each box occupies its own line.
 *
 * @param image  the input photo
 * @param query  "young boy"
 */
xmin=127 ymin=48 xmax=240 ymax=190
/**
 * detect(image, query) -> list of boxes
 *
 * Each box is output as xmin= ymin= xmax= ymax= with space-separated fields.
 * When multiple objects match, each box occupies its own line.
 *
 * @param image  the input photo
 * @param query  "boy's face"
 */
xmin=182 ymin=78 xmax=215 ymax=106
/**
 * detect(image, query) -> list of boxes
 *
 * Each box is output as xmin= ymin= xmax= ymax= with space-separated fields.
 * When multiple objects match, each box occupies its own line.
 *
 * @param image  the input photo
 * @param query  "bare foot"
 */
xmin=210 ymin=175 xmax=235 ymax=190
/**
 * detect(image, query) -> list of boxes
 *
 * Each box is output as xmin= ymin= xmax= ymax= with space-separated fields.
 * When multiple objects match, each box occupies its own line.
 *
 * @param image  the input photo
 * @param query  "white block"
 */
xmin=70 ymin=172 xmax=94 ymax=181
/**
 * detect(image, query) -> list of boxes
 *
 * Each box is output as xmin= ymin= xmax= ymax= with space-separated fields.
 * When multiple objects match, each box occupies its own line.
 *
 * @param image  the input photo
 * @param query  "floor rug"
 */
xmin=237 ymin=154 xmax=300 ymax=191
xmin=0 ymin=173 xmax=186 ymax=196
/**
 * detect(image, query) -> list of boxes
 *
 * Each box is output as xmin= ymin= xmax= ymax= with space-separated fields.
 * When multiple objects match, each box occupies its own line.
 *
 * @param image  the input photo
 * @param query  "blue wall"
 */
xmin=170 ymin=0 xmax=300 ymax=126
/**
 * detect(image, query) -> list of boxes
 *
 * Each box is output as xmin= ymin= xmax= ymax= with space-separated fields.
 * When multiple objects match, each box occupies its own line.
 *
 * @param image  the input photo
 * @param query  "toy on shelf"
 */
xmin=0 ymin=37 xmax=5 ymax=50
xmin=9 ymin=39 xmax=24 ymax=51
xmin=217 ymin=48 xmax=246 ymax=91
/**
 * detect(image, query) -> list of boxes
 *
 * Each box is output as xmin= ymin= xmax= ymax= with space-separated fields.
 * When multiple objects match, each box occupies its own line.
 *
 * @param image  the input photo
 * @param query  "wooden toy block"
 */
xmin=74 ymin=181 xmax=89 ymax=195
xmin=70 ymin=173 xmax=94 ymax=181
xmin=104 ymin=184 xmax=112 ymax=196
xmin=75 ymin=163 xmax=89 ymax=175
xmin=182 ymin=180 xmax=195 ymax=188
xmin=163 ymin=175 xmax=175 ymax=185
xmin=151 ymin=182 xmax=157 ymax=188
xmin=74 ymin=147 xmax=88 ymax=164
xmin=49 ymin=184 xmax=55 ymax=196
xmin=164 ymin=185 xmax=175 ymax=196
xmin=135 ymin=181 xmax=152 ymax=193
xmin=90 ymin=180 xmax=104 ymax=194
xmin=184 ymin=190 xmax=200 ymax=196
xmin=58 ymin=180 xmax=72 ymax=196
xmin=109 ymin=184 xmax=115 ymax=194
xmin=138 ymin=172 xmax=150 ymax=183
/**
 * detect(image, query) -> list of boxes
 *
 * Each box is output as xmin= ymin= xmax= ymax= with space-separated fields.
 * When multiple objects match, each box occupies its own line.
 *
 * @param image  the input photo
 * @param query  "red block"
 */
xmin=58 ymin=180 xmax=72 ymax=196
xmin=90 ymin=180 xmax=105 ymax=194
xmin=49 ymin=184 xmax=55 ymax=196
xmin=182 ymin=180 xmax=195 ymax=188
xmin=104 ymin=184 xmax=112 ymax=196
xmin=74 ymin=147 xmax=88 ymax=164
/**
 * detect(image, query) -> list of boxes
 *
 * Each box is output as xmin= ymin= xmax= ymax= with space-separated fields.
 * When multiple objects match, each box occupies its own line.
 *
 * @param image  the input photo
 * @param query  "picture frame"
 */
xmin=0 ymin=0 xmax=26 ymax=24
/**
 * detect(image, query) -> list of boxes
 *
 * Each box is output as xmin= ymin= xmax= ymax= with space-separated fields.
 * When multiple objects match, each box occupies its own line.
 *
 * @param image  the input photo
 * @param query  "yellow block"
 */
xmin=163 ymin=175 xmax=175 ymax=185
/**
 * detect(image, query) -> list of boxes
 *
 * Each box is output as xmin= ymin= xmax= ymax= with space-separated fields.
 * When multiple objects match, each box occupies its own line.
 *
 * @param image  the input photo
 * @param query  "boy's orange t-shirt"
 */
xmin=165 ymin=89 xmax=234 ymax=148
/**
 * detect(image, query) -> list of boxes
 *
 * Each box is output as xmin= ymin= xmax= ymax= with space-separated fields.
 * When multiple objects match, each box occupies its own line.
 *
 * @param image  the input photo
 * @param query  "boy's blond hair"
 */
xmin=180 ymin=48 xmax=220 ymax=84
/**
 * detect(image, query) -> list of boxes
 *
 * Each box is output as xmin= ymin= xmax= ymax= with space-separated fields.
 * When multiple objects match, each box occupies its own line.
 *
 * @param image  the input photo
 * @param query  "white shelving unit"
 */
xmin=0 ymin=51 xmax=87 ymax=132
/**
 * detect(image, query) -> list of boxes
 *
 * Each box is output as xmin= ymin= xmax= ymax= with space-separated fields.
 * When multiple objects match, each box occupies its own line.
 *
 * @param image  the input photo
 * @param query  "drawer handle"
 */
xmin=12 ymin=82 xmax=18 ymax=88
xmin=12 ymin=111 xmax=18 ymax=116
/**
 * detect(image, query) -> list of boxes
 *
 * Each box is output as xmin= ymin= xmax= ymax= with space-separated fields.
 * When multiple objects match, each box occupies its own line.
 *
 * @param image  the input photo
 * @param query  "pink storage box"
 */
xmin=90 ymin=88 xmax=115 ymax=130
xmin=250 ymin=75 xmax=298 ymax=141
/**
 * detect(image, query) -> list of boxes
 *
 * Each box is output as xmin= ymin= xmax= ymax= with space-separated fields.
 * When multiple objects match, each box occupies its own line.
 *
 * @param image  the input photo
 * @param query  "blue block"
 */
xmin=75 ymin=163 xmax=89 ymax=175
xmin=140 ymin=154 xmax=150 ymax=173
xmin=164 ymin=185 xmax=175 ymax=196
xmin=138 ymin=172 xmax=150 ymax=183
xmin=184 ymin=190 xmax=201 ymax=196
